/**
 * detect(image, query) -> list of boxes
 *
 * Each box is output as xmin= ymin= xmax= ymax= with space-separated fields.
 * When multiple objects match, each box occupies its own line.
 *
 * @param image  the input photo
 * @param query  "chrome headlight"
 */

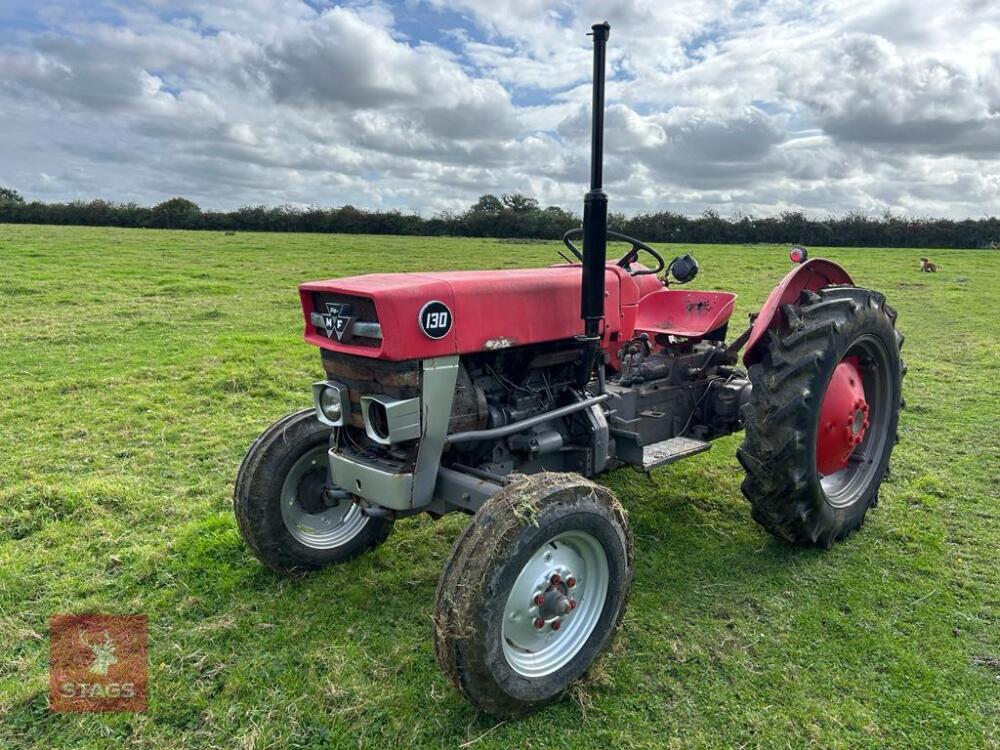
xmin=312 ymin=381 xmax=349 ymax=426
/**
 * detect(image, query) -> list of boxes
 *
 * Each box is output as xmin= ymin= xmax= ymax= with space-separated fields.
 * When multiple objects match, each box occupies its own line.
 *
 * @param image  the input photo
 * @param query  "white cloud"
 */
xmin=0 ymin=0 xmax=996 ymax=218
xmin=779 ymin=33 xmax=1000 ymax=156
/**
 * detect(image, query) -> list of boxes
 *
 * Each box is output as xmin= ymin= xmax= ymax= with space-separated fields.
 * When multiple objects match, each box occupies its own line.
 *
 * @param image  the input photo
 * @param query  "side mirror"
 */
xmin=789 ymin=246 xmax=808 ymax=263
xmin=669 ymin=253 xmax=699 ymax=284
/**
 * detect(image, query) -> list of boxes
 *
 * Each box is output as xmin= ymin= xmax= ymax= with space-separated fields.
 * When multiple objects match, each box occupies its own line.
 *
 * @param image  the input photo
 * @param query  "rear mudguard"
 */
xmin=743 ymin=258 xmax=853 ymax=366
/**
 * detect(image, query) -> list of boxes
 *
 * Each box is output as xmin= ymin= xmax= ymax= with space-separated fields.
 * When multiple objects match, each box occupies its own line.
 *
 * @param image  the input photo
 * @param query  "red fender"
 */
xmin=742 ymin=258 xmax=854 ymax=366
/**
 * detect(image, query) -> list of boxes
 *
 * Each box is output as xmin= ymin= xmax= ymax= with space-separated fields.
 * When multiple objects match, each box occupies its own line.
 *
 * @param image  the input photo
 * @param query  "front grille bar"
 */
xmin=309 ymin=312 xmax=383 ymax=340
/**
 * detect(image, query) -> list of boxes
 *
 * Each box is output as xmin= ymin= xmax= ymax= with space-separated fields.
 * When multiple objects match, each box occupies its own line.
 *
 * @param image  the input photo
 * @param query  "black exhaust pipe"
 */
xmin=578 ymin=21 xmax=610 ymax=389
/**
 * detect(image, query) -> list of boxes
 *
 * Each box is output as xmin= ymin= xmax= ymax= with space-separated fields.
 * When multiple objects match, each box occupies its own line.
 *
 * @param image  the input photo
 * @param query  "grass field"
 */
xmin=1 ymin=224 xmax=998 ymax=749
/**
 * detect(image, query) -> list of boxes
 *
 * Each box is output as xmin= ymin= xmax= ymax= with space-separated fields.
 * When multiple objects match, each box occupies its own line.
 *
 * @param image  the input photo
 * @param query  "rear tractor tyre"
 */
xmin=234 ymin=409 xmax=393 ymax=576
xmin=433 ymin=473 xmax=633 ymax=718
xmin=738 ymin=286 xmax=904 ymax=548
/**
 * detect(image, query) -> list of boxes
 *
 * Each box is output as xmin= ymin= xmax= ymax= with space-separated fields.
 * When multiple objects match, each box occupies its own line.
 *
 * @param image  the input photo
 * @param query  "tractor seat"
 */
xmin=634 ymin=289 xmax=737 ymax=339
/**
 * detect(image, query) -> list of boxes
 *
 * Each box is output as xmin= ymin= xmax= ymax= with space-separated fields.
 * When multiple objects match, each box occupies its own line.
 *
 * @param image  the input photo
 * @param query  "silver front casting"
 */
xmin=327 ymin=355 xmax=459 ymax=510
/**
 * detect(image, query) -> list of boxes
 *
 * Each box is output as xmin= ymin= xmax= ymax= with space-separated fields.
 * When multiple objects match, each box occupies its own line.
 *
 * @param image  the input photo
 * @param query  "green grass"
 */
xmin=1 ymin=224 xmax=998 ymax=749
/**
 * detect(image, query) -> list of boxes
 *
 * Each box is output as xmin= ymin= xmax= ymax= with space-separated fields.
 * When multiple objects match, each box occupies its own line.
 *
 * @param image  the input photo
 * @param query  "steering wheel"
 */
xmin=561 ymin=228 xmax=665 ymax=276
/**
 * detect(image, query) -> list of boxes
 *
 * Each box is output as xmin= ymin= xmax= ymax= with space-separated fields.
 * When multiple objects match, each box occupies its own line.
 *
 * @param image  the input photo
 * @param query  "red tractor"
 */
xmin=234 ymin=23 xmax=904 ymax=718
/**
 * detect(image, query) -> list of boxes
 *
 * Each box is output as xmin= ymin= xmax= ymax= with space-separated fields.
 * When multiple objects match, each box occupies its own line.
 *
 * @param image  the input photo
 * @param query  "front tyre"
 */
xmin=234 ymin=409 xmax=393 ymax=576
xmin=738 ymin=286 xmax=904 ymax=547
xmin=433 ymin=473 xmax=633 ymax=718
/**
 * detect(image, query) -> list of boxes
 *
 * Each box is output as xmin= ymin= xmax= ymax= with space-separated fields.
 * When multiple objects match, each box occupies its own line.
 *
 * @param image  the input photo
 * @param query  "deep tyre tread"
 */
xmin=739 ymin=286 xmax=904 ymax=547
xmin=433 ymin=473 xmax=633 ymax=718
xmin=234 ymin=409 xmax=392 ymax=576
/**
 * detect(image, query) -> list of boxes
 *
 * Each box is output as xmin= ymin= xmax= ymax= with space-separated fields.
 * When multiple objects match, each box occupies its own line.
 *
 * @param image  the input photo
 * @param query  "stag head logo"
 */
xmin=80 ymin=631 xmax=117 ymax=676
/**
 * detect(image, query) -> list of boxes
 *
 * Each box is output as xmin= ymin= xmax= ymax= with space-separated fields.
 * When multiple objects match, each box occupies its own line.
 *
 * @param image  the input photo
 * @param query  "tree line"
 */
xmin=0 ymin=187 xmax=996 ymax=248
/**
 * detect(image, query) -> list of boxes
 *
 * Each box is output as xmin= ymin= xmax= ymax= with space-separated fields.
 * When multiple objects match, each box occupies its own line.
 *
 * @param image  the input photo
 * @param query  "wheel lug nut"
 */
xmin=533 ymin=594 xmax=545 ymax=606
xmin=568 ymin=599 xmax=577 ymax=610
xmin=566 ymin=576 xmax=576 ymax=588
xmin=550 ymin=574 xmax=561 ymax=585
xmin=533 ymin=618 xmax=545 ymax=629
xmin=551 ymin=619 xmax=561 ymax=631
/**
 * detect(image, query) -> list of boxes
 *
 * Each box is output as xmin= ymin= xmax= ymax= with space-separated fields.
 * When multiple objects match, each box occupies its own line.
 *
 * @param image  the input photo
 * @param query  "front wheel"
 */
xmin=234 ymin=409 xmax=393 ymax=576
xmin=738 ymin=286 xmax=905 ymax=547
xmin=433 ymin=473 xmax=633 ymax=718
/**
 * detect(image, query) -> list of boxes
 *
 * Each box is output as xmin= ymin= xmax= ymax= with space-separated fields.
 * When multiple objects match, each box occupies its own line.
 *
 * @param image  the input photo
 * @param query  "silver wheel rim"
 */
xmin=820 ymin=335 xmax=893 ymax=507
xmin=280 ymin=446 xmax=369 ymax=549
xmin=501 ymin=530 xmax=610 ymax=678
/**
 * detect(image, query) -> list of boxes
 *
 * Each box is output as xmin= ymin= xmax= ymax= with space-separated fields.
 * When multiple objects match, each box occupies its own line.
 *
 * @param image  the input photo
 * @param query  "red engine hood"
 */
xmin=299 ymin=264 xmax=645 ymax=361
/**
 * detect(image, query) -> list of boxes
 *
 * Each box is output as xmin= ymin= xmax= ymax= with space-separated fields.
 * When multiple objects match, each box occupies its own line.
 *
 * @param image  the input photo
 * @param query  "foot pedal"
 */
xmin=641 ymin=436 xmax=711 ymax=472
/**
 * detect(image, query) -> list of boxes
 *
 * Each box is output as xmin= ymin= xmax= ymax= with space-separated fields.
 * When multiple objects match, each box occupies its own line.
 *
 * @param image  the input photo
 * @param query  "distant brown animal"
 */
xmin=919 ymin=257 xmax=938 ymax=273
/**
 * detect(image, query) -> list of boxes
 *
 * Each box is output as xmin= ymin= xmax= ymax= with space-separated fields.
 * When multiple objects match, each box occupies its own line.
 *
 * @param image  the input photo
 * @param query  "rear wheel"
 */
xmin=738 ymin=286 xmax=904 ymax=547
xmin=433 ymin=473 xmax=633 ymax=718
xmin=234 ymin=409 xmax=393 ymax=576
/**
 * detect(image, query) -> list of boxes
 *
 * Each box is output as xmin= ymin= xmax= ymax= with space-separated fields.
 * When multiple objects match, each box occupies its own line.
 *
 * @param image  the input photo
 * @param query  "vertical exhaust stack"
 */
xmin=578 ymin=21 xmax=610 ymax=388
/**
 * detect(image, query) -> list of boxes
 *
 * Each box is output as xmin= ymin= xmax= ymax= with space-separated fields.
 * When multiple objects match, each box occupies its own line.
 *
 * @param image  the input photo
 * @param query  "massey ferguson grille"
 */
xmin=309 ymin=292 xmax=381 ymax=347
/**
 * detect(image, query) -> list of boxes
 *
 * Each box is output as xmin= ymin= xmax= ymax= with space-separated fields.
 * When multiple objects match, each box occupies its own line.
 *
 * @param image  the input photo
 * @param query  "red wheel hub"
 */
xmin=817 ymin=356 xmax=869 ymax=475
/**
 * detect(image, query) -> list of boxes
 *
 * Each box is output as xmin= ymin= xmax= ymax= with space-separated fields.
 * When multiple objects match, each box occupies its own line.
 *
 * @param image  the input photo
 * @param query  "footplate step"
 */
xmin=641 ymin=436 xmax=711 ymax=472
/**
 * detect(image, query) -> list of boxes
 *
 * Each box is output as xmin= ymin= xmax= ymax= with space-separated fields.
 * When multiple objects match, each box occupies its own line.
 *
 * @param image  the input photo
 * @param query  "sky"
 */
xmin=1 ymin=0 xmax=998 ymax=218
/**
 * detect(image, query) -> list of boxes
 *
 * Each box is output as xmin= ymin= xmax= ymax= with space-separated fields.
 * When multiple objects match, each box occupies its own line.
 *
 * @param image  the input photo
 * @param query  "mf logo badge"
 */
xmin=50 ymin=614 xmax=148 ymax=712
xmin=419 ymin=300 xmax=452 ymax=339
xmin=321 ymin=303 xmax=355 ymax=341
